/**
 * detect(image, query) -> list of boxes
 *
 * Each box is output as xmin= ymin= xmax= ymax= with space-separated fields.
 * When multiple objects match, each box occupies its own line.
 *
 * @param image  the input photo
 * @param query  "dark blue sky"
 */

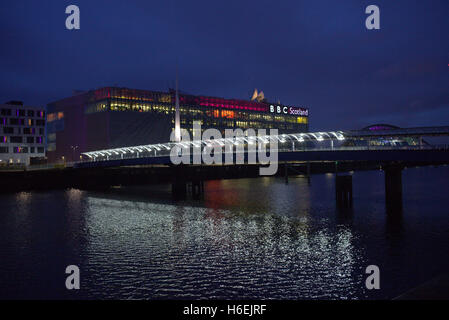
xmin=1 ymin=0 xmax=448 ymax=131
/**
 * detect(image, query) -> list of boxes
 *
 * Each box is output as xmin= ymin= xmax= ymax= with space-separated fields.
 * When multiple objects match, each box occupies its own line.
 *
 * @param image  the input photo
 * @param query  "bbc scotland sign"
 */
xmin=269 ymin=105 xmax=308 ymax=116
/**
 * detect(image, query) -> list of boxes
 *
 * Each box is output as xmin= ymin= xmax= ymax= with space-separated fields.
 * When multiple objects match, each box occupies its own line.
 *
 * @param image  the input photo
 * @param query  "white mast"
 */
xmin=174 ymin=65 xmax=181 ymax=142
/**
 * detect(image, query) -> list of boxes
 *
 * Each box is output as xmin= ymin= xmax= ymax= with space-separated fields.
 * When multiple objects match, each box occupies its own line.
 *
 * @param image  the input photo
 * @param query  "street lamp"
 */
xmin=70 ymin=145 xmax=79 ymax=162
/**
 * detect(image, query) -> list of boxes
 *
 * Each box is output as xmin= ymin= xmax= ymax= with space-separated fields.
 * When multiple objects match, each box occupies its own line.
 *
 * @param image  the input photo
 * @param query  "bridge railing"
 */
xmin=79 ymin=143 xmax=449 ymax=163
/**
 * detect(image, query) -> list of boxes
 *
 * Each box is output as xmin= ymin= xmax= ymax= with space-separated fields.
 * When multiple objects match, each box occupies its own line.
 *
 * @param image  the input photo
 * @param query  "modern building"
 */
xmin=344 ymin=124 xmax=428 ymax=147
xmin=47 ymin=87 xmax=309 ymax=162
xmin=0 ymin=101 xmax=46 ymax=165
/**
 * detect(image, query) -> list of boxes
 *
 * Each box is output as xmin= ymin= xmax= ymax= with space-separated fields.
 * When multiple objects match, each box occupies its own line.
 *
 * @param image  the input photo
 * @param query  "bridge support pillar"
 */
xmin=190 ymin=179 xmax=204 ymax=200
xmin=306 ymin=162 xmax=311 ymax=184
xmin=172 ymin=180 xmax=187 ymax=200
xmin=384 ymin=165 xmax=403 ymax=213
xmin=171 ymin=165 xmax=187 ymax=200
xmin=336 ymin=175 xmax=352 ymax=208
xmin=284 ymin=163 xmax=289 ymax=184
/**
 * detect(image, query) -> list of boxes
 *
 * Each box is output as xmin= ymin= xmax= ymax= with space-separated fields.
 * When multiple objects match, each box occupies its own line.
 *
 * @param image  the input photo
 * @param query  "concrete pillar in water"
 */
xmin=384 ymin=165 xmax=403 ymax=213
xmin=336 ymin=175 xmax=353 ymax=208
xmin=306 ymin=162 xmax=311 ymax=184
xmin=171 ymin=165 xmax=187 ymax=200
xmin=191 ymin=179 xmax=204 ymax=200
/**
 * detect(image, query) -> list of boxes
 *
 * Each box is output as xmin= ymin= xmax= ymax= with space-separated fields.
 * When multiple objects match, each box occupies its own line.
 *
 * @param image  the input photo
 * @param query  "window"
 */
xmin=30 ymin=147 xmax=35 ymax=153
xmin=1 ymin=108 xmax=11 ymax=116
xmin=9 ymin=118 xmax=19 ymax=125
xmin=10 ymin=136 xmax=23 ymax=143
xmin=47 ymin=143 xmax=56 ymax=152
xmin=36 ymin=136 xmax=44 ymax=144
xmin=23 ymin=128 xmax=35 ymax=135
xmin=3 ymin=127 xmax=14 ymax=134
xmin=48 ymin=133 xmax=56 ymax=142
xmin=296 ymin=116 xmax=308 ymax=124
xmin=36 ymin=119 xmax=45 ymax=126
xmin=17 ymin=109 xmax=26 ymax=117
xmin=0 ymin=136 xmax=7 ymax=143
xmin=47 ymin=112 xmax=63 ymax=122
xmin=28 ymin=119 xmax=34 ymax=126
xmin=26 ymin=137 xmax=34 ymax=143
xmin=47 ymin=113 xmax=56 ymax=122
xmin=0 ymin=117 xmax=6 ymax=125
xmin=0 ymin=147 xmax=8 ymax=153
xmin=27 ymin=110 xmax=35 ymax=117
xmin=39 ymin=128 xmax=44 ymax=135
xmin=13 ymin=147 xmax=28 ymax=153
xmin=37 ymin=147 xmax=44 ymax=153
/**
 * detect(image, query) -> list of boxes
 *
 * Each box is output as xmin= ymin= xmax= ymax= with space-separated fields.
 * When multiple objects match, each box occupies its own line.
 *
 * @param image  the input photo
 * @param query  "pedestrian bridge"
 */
xmin=77 ymin=126 xmax=449 ymax=168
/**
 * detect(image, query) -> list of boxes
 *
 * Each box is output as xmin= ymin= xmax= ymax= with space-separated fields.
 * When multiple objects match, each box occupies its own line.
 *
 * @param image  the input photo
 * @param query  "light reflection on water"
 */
xmin=82 ymin=196 xmax=361 ymax=299
xmin=0 ymin=167 xmax=448 ymax=299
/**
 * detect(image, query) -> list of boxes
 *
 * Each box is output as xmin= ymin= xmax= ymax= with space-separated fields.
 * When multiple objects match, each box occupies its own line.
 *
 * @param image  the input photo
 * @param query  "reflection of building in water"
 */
xmin=84 ymin=195 xmax=363 ymax=299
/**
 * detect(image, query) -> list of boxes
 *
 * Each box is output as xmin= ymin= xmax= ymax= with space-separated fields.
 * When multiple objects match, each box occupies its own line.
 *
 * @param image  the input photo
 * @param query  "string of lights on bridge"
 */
xmin=81 ymin=130 xmax=346 ymax=160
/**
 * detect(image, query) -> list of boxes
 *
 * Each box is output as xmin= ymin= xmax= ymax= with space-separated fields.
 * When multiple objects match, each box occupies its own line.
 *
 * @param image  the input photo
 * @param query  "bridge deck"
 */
xmin=75 ymin=147 xmax=449 ymax=169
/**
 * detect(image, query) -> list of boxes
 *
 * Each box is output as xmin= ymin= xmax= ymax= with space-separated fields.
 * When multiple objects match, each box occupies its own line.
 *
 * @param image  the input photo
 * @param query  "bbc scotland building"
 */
xmin=46 ymin=87 xmax=309 ymax=162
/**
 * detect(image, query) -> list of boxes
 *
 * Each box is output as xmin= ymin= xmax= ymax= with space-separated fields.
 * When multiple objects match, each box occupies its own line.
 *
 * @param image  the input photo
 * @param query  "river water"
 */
xmin=0 ymin=166 xmax=448 ymax=299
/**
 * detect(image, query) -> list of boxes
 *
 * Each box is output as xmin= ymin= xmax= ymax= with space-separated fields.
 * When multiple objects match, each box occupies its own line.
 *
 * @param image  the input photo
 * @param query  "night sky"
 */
xmin=1 ymin=0 xmax=448 ymax=131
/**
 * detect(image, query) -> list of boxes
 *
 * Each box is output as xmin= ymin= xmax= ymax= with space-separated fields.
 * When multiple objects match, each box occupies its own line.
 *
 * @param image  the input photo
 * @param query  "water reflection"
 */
xmin=81 ymin=185 xmax=364 ymax=299
xmin=0 ymin=167 xmax=448 ymax=299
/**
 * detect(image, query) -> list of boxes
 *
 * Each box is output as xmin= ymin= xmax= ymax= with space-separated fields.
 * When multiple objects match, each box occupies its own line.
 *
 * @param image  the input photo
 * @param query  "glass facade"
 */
xmin=84 ymin=87 xmax=309 ymax=134
xmin=0 ymin=103 xmax=46 ymax=165
xmin=46 ymin=87 xmax=309 ymax=163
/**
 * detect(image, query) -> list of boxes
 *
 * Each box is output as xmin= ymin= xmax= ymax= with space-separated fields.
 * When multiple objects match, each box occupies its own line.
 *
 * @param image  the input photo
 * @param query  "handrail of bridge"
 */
xmin=80 ymin=143 xmax=449 ymax=163
xmin=81 ymin=130 xmax=347 ymax=161
xmin=348 ymin=125 xmax=449 ymax=137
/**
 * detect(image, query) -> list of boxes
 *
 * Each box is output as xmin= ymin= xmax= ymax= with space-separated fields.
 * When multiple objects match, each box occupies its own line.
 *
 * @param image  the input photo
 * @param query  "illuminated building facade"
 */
xmin=47 ymin=87 xmax=309 ymax=162
xmin=0 ymin=101 xmax=46 ymax=165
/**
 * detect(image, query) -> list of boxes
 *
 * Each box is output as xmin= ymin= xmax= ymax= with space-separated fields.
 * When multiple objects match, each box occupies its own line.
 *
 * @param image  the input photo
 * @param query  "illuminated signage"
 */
xmin=270 ymin=105 xmax=308 ymax=116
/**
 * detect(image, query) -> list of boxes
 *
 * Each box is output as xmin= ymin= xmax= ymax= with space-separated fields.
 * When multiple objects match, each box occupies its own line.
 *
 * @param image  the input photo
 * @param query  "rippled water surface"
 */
xmin=1 ymin=167 xmax=448 ymax=299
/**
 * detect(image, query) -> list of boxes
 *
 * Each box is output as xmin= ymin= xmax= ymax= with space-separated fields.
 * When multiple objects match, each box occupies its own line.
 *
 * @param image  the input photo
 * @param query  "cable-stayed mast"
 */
xmin=174 ymin=66 xmax=181 ymax=142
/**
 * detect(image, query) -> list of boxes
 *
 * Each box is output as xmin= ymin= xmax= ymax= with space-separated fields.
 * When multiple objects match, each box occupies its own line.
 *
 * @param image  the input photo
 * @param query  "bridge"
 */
xmin=1 ymin=125 xmax=448 ymax=212
xmin=77 ymin=126 xmax=449 ymax=167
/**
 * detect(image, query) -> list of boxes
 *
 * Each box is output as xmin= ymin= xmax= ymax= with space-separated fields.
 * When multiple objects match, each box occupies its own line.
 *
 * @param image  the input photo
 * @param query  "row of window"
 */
xmin=0 ymin=117 xmax=45 ymax=126
xmin=89 ymin=88 xmax=172 ymax=104
xmin=0 ymin=146 xmax=44 ymax=154
xmin=173 ymin=118 xmax=308 ymax=129
xmin=174 ymin=124 xmax=303 ymax=134
xmin=3 ymin=127 xmax=45 ymax=135
xmin=173 ymin=120 xmax=306 ymax=131
xmin=86 ymin=101 xmax=308 ymax=125
xmin=1 ymin=108 xmax=45 ymax=118
xmin=0 ymin=136 xmax=44 ymax=144
xmin=47 ymin=112 xmax=64 ymax=122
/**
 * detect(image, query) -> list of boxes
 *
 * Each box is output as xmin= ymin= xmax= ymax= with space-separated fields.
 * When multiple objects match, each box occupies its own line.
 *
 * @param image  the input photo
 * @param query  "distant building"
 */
xmin=0 ymin=101 xmax=46 ymax=165
xmin=344 ymin=124 xmax=427 ymax=147
xmin=46 ymin=87 xmax=309 ymax=163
